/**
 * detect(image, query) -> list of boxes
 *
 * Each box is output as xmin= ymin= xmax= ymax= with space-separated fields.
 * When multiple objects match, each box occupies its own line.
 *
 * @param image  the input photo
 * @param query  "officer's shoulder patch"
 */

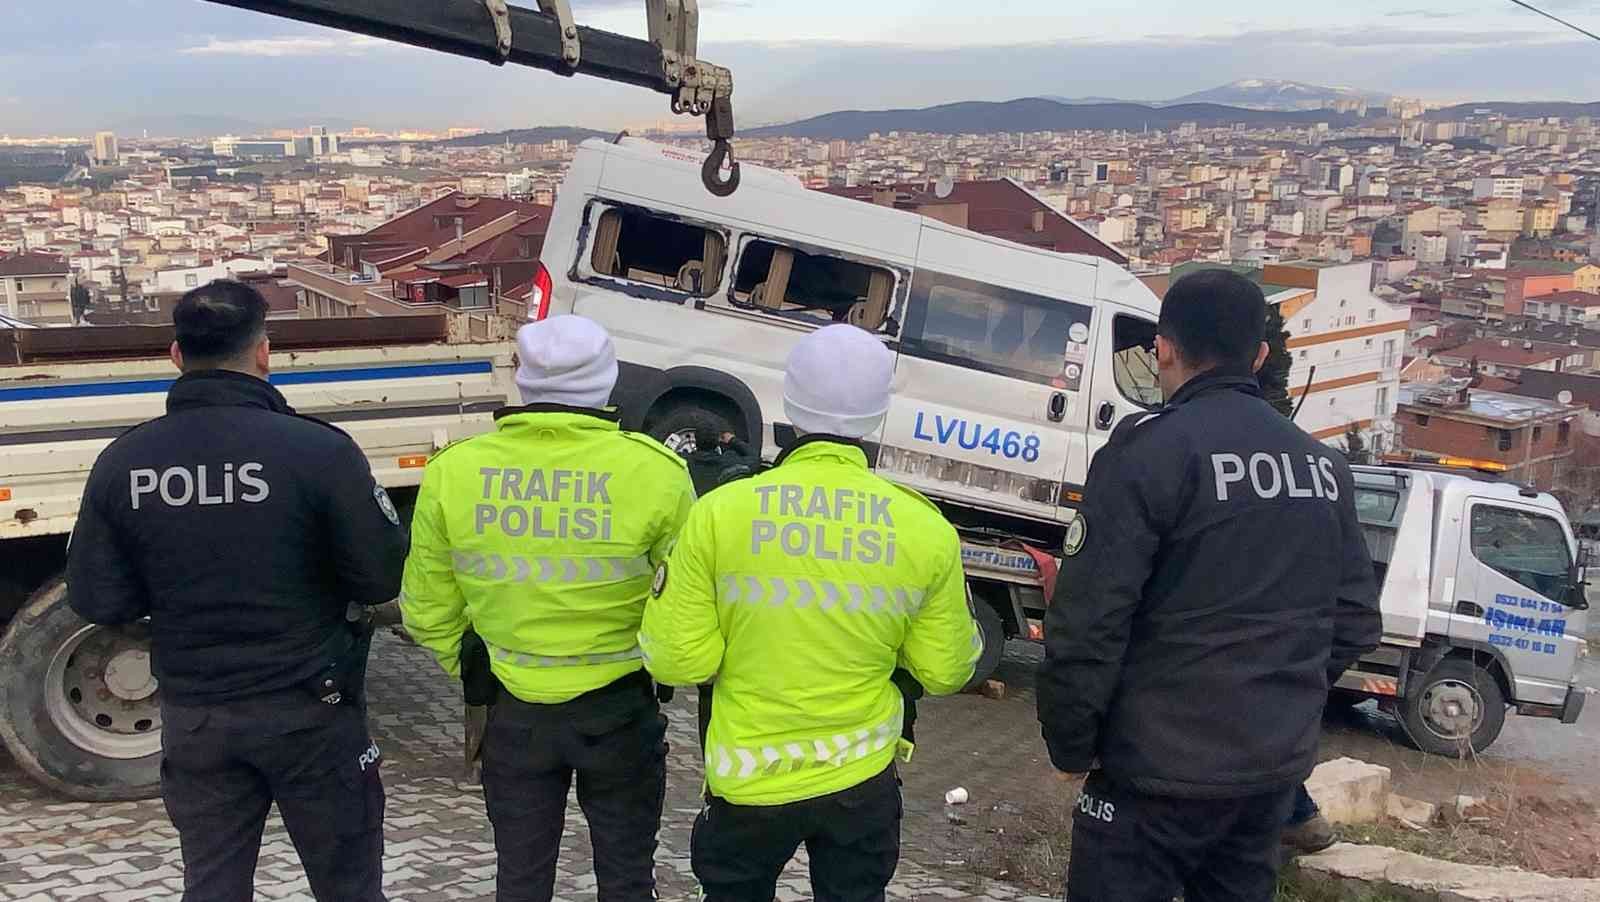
xmin=374 ymin=485 xmax=401 ymax=526
xmin=619 ymin=430 xmax=691 ymax=470
xmin=651 ymin=561 xmax=669 ymax=598
xmin=1062 ymin=514 xmax=1088 ymax=556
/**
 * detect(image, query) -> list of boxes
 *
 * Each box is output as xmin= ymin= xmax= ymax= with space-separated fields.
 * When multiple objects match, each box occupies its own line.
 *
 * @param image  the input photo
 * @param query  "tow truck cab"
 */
xmin=1338 ymin=462 xmax=1589 ymax=755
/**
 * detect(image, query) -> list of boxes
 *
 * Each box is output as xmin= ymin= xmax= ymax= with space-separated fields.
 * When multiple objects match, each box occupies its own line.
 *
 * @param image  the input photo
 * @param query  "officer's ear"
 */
xmin=1250 ymin=341 xmax=1269 ymax=375
xmin=254 ymin=334 xmax=272 ymax=376
xmin=169 ymin=340 xmax=185 ymax=373
xmin=1154 ymin=334 xmax=1179 ymax=370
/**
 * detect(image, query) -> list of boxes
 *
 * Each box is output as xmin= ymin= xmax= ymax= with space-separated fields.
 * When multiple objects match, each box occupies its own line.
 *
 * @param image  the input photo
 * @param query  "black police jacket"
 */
xmin=1037 ymin=370 xmax=1381 ymax=799
xmin=67 ymin=370 xmax=408 ymax=705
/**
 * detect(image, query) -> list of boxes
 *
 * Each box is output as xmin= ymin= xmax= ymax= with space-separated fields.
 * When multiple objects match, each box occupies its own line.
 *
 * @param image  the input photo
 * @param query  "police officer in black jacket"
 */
xmin=1036 ymin=269 xmax=1381 ymax=902
xmin=67 ymin=280 xmax=408 ymax=902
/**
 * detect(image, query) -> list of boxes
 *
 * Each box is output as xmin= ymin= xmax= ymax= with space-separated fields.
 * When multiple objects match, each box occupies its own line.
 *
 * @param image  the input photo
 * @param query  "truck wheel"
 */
xmin=647 ymin=401 xmax=740 ymax=458
xmin=0 ymin=580 xmax=162 ymax=801
xmin=966 ymin=601 xmax=1006 ymax=690
xmin=1399 ymin=659 xmax=1507 ymax=758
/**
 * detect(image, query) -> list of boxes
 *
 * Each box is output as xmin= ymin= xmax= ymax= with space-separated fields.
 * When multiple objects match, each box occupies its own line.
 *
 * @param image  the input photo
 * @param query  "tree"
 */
xmin=1342 ymin=425 xmax=1371 ymax=465
xmin=69 ymin=283 xmax=92 ymax=324
xmin=1259 ymin=303 xmax=1295 ymax=418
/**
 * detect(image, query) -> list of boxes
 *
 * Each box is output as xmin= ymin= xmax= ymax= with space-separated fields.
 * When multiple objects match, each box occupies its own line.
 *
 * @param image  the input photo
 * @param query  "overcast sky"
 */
xmin=5 ymin=0 xmax=1600 ymax=136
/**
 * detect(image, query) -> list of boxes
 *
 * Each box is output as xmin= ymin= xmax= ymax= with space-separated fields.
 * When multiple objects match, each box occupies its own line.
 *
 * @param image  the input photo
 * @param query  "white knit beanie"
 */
xmin=514 ymin=316 xmax=618 ymax=408
xmin=783 ymin=324 xmax=893 ymax=439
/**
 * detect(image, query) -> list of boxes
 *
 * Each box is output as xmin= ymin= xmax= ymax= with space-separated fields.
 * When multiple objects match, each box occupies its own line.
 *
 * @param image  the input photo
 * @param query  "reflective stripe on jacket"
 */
xmin=639 ymin=436 xmax=980 ymax=806
xmin=401 ymin=405 xmax=694 ymax=704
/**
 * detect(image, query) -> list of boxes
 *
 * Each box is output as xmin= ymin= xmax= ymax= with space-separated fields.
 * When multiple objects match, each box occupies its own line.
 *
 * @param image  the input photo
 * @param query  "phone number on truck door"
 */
xmin=912 ymin=411 xmax=1041 ymax=462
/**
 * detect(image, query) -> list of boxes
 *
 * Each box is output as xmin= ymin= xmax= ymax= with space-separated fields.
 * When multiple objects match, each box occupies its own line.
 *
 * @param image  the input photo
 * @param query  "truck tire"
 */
xmin=1399 ymin=658 xmax=1507 ymax=758
xmin=647 ymin=401 xmax=740 ymax=458
xmin=966 ymin=600 xmax=1006 ymax=690
xmin=0 ymin=580 xmax=162 ymax=801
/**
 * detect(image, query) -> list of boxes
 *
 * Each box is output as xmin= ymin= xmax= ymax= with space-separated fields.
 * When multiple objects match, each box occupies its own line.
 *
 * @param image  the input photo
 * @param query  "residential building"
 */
xmin=1523 ymin=202 xmax=1560 ymax=238
xmin=92 ymin=131 xmax=119 ymax=167
xmin=1172 ymin=260 xmax=1407 ymax=452
xmin=1488 ymin=269 xmax=1575 ymax=318
xmin=1396 ymin=382 xmax=1581 ymax=490
xmin=1401 ymin=231 xmax=1448 ymax=266
xmin=1522 ymin=290 xmax=1600 ymax=326
xmin=1430 ymin=337 xmax=1587 ymax=378
xmin=0 ymin=253 xmax=73 ymax=324
xmin=825 ymin=179 xmax=1127 ymax=264
xmin=1472 ymin=177 xmax=1524 ymax=202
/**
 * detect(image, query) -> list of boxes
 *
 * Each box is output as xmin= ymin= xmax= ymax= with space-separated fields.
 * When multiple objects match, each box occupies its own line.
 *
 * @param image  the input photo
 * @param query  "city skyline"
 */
xmin=7 ymin=1 xmax=1600 ymax=135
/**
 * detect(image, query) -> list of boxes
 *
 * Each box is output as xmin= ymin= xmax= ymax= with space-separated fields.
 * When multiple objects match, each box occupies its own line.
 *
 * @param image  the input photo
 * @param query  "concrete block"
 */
xmin=1304 ymin=757 xmax=1392 ymax=825
xmin=1300 ymin=843 xmax=1600 ymax=901
xmin=1387 ymin=793 xmax=1439 ymax=825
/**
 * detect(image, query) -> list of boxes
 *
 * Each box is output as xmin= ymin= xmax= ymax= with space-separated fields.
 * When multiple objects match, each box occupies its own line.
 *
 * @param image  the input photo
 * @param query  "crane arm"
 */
xmin=201 ymin=0 xmax=740 ymax=194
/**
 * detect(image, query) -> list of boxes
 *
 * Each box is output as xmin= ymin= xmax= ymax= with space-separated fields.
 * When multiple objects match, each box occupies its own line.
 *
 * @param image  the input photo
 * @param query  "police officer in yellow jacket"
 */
xmin=401 ymin=316 xmax=695 ymax=902
xmin=640 ymin=324 xmax=981 ymax=902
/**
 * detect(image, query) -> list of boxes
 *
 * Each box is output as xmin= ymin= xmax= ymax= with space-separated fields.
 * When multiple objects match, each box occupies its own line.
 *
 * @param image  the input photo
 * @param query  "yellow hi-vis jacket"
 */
xmin=401 ymin=406 xmax=694 ymax=704
xmin=639 ymin=438 xmax=981 ymax=806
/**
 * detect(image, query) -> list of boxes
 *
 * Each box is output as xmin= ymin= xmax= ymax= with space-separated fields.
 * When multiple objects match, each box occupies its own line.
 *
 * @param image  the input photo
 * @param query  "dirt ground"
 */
xmin=905 ymin=640 xmax=1600 ymax=894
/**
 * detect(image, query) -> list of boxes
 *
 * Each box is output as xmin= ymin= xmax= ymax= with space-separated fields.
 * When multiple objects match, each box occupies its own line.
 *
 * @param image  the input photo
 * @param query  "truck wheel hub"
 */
xmin=45 ymin=625 xmax=163 ymax=759
xmin=1421 ymin=679 xmax=1481 ymax=740
xmin=663 ymin=428 xmax=698 ymax=456
xmin=104 ymin=650 xmax=157 ymax=702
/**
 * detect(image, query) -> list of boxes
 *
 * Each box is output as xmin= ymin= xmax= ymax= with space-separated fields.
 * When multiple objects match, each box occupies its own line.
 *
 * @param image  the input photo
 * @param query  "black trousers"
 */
xmin=160 ymin=692 xmax=386 ymax=902
xmin=692 ymin=765 xmax=902 ymax=902
xmin=1065 ymin=771 xmax=1295 ymax=902
xmin=480 ymin=672 xmax=668 ymax=902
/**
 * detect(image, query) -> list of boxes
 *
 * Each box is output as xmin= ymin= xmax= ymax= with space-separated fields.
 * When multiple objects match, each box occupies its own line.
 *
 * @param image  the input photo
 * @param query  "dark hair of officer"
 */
xmin=171 ymin=279 xmax=270 ymax=374
xmin=1157 ymin=269 xmax=1267 ymax=371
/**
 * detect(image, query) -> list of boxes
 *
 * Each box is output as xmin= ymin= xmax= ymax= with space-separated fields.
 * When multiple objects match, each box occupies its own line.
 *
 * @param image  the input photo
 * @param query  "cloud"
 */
xmin=1384 ymin=9 xmax=1459 ymax=19
xmin=179 ymin=35 xmax=390 ymax=57
xmin=1130 ymin=26 xmax=1566 ymax=50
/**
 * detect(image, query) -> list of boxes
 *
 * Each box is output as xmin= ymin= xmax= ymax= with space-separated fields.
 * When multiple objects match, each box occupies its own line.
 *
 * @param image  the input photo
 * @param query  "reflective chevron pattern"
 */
xmin=483 ymin=639 xmax=643 ymax=669
xmin=450 ymin=551 xmax=653 ymax=584
xmin=715 ymin=574 xmax=926 ymax=617
xmin=711 ymin=706 xmax=904 ymax=781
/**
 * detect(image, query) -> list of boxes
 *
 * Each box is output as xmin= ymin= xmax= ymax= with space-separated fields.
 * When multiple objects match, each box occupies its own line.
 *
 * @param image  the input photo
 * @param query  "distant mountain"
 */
xmin=1038 ymin=95 xmax=1140 ymax=105
xmin=1423 ymin=101 xmax=1600 ymax=121
xmin=1166 ymin=79 xmax=1389 ymax=111
xmin=439 ymin=126 xmax=612 ymax=147
xmin=744 ymin=98 xmax=1357 ymax=141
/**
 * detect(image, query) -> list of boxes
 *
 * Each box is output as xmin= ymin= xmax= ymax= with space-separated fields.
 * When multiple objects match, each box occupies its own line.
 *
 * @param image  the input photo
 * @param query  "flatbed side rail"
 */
xmin=0 ymin=316 xmax=453 ymax=366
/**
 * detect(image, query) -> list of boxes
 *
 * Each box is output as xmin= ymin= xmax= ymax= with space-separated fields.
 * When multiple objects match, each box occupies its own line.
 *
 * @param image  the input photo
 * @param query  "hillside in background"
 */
xmin=743 ymin=98 xmax=1358 ymax=140
xmin=1165 ymin=79 xmax=1389 ymax=111
xmin=1423 ymin=101 xmax=1600 ymax=121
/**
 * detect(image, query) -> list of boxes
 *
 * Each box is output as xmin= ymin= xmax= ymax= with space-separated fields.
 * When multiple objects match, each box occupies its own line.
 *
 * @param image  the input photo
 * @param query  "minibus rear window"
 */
xmin=589 ymin=206 xmax=725 ymax=296
xmin=731 ymin=239 xmax=896 ymax=333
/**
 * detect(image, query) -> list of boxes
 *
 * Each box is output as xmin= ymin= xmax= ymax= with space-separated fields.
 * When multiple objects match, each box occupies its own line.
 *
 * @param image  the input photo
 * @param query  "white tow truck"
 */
xmin=0 ymin=318 xmax=518 ymax=800
xmin=1333 ymin=458 xmax=1588 ymax=755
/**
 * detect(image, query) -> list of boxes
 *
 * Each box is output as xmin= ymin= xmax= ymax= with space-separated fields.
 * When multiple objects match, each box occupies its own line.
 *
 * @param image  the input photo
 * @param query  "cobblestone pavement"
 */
xmin=0 ymin=634 xmax=1059 ymax=902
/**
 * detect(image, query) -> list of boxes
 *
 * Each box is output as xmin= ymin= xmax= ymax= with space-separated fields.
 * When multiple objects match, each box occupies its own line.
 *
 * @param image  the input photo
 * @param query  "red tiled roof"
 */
xmin=325 ymin=192 xmax=548 ymax=273
xmin=820 ymin=180 xmax=1127 ymax=265
xmin=1436 ymin=338 xmax=1568 ymax=366
xmin=1535 ymin=290 xmax=1600 ymax=308
xmin=0 ymin=252 xmax=68 ymax=276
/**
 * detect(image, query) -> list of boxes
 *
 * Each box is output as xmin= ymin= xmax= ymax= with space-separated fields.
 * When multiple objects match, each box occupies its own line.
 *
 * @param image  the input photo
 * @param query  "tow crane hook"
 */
xmin=701 ymin=95 xmax=740 ymax=197
xmin=703 ymin=139 xmax=740 ymax=197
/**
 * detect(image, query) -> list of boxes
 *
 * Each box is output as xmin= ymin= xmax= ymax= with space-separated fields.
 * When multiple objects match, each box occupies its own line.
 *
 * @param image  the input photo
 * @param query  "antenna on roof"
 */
xmin=934 ymin=177 xmax=954 ymax=200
